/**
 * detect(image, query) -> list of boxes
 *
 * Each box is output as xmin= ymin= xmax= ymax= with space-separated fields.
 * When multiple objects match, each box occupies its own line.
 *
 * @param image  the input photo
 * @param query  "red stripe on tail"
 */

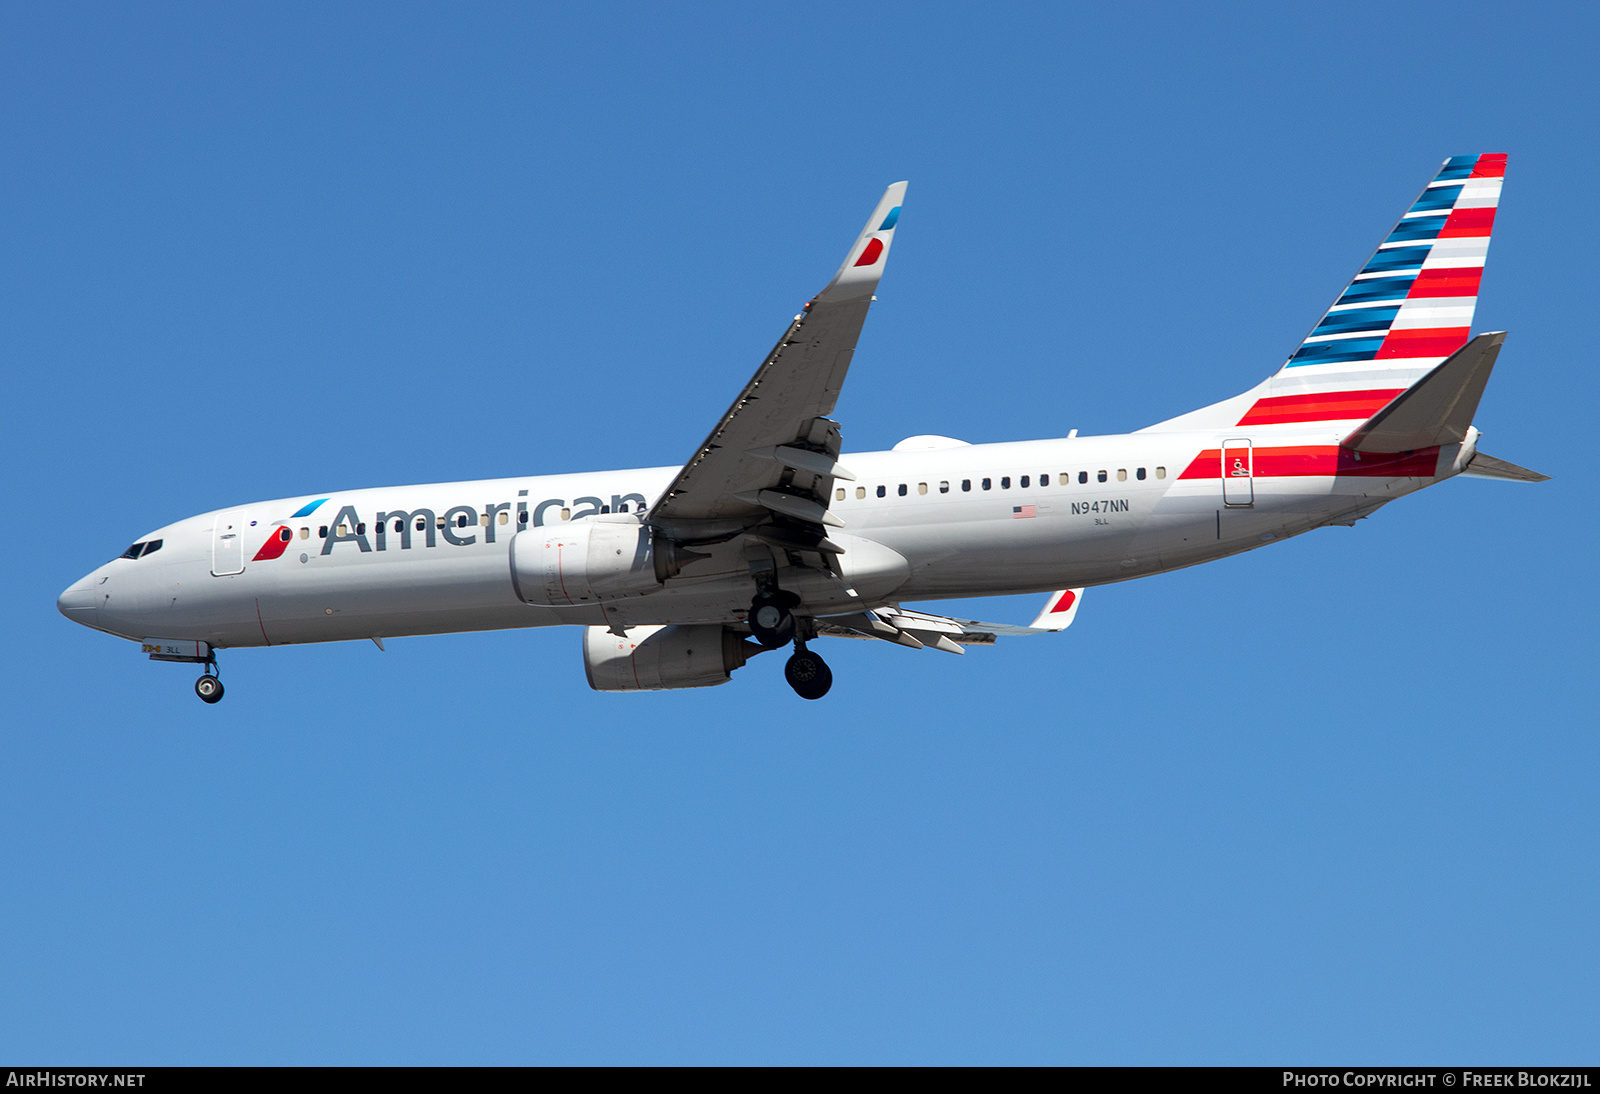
xmin=1408 ymin=268 xmax=1482 ymax=298
xmin=1438 ymin=207 xmax=1495 ymax=238
xmin=1470 ymin=153 xmax=1508 ymax=179
xmin=1237 ymin=389 xmax=1403 ymax=426
xmin=1375 ymin=327 xmax=1470 ymax=359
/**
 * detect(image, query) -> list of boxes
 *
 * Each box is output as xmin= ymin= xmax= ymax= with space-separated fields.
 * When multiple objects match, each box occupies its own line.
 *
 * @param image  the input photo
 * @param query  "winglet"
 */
xmin=1030 ymin=589 xmax=1084 ymax=631
xmin=815 ymin=182 xmax=908 ymax=303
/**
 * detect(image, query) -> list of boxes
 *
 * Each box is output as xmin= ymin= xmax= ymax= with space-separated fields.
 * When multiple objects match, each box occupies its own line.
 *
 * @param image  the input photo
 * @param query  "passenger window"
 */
xmin=393 ymin=520 xmax=403 ymax=533
xmin=1020 ymin=475 xmax=1030 ymax=488
xmin=1156 ymin=466 xmax=1167 ymax=479
xmin=319 ymin=527 xmax=328 ymax=538
xmin=416 ymin=519 xmax=426 ymax=532
xmin=877 ymin=485 xmax=886 ymax=498
xmin=479 ymin=513 xmax=489 ymax=527
xmin=939 ymin=481 xmax=950 ymax=493
xmin=1040 ymin=471 xmax=1049 ymax=485
xmin=1059 ymin=473 xmax=1069 ymax=486
xmin=898 ymin=483 xmax=907 ymax=496
xmin=1078 ymin=472 xmax=1088 ymax=484
xmin=299 ymin=527 xmax=309 ymax=540
xmin=1001 ymin=476 xmax=1011 ymax=489
xmin=456 ymin=514 xmax=468 ymax=528
xmin=962 ymin=479 xmax=971 ymax=492
xmin=1117 ymin=469 xmax=1127 ymax=482
xmin=982 ymin=478 xmax=991 ymax=490
xmin=918 ymin=483 xmax=928 ymax=495
xmin=1097 ymin=470 xmax=1107 ymax=483
xmin=518 ymin=511 xmax=529 ymax=524
xmin=277 ymin=529 xmax=291 ymax=543
xmin=855 ymin=486 xmax=866 ymax=499
xmin=498 ymin=511 xmax=509 ymax=525
xmin=560 ymin=507 xmax=571 ymax=521
xmin=1136 ymin=467 xmax=1147 ymax=480
xmin=836 ymin=488 xmax=846 ymax=501
xmin=357 ymin=523 xmax=367 ymax=535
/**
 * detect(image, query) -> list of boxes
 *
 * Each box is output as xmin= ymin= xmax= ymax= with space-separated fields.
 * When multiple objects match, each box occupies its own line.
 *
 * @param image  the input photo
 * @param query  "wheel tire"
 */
xmin=195 ymin=676 xmax=225 ymax=704
xmin=784 ymin=650 xmax=833 ymax=700
xmin=748 ymin=597 xmax=795 ymax=648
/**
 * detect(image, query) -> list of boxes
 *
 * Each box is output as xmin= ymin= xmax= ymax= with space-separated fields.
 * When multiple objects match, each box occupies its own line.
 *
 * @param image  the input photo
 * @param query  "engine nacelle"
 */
xmin=583 ymin=624 xmax=753 ymax=692
xmin=509 ymin=518 xmax=659 ymax=606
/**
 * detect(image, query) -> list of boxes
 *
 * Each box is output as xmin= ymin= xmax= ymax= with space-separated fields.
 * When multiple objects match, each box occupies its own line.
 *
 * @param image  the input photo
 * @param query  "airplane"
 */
xmin=57 ymin=154 xmax=1545 ymax=703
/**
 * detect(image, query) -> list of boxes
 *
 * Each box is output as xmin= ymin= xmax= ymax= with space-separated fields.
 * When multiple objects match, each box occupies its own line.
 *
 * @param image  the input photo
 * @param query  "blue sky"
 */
xmin=4 ymin=1 xmax=1597 ymax=1064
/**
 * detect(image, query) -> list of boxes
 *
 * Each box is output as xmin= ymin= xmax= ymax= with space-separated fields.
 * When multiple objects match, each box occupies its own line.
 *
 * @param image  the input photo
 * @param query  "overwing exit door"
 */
xmin=1221 ymin=439 xmax=1254 ymax=508
xmin=212 ymin=511 xmax=246 ymax=575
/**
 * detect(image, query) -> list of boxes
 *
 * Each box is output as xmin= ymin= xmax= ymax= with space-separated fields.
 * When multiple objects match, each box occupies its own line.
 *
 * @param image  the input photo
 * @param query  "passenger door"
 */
xmin=211 ymin=511 xmax=246 ymax=575
xmin=1221 ymin=439 xmax=1254 ymax=508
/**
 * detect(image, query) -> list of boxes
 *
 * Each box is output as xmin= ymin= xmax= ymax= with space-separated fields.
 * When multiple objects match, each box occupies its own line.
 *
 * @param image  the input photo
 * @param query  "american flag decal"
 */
xmin=1012 ymin=505 xmax=1036 ymax=519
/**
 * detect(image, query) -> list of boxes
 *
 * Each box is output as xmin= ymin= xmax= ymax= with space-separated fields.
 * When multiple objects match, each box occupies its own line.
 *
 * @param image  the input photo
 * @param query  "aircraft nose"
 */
xmin=57 ymin=569 xmax=106 ymax=624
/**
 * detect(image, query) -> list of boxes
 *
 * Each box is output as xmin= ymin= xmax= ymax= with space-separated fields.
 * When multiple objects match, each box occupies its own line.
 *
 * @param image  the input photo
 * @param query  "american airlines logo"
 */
xmin=315 ymin=491 xmax=650 ymax=556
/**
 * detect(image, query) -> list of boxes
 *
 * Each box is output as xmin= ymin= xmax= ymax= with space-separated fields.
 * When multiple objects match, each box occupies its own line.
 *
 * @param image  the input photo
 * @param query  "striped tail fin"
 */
xmin=1143 ymin=154 xmax=1506 ymax=432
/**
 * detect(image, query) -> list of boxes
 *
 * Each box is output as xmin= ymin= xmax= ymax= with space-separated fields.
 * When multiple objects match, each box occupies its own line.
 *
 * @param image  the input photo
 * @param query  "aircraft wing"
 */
xmin=816 ymin=602 xmax=1069 ymax=656
xmin=647 ymin=183 xmax=908 ymax=540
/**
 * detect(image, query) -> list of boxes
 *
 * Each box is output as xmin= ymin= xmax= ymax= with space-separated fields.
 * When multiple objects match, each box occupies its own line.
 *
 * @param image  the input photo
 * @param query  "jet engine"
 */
xmin=509 ymin=518 xmax=660 ymax=606
xmin=583 ymin=624 xmax=758 ymax=692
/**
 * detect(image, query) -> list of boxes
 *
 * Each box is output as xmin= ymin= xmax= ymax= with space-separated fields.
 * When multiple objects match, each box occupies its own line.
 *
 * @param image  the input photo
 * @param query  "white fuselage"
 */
xmin=58 ymin=424 xmax=1472 ymax=650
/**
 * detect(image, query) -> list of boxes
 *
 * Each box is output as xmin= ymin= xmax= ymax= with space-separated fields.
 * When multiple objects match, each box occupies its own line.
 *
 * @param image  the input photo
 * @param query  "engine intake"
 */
xmin=583 ymin=624 xmax=756 ymax=692
xmin=509 ymin=518 xmax=659 ymax=606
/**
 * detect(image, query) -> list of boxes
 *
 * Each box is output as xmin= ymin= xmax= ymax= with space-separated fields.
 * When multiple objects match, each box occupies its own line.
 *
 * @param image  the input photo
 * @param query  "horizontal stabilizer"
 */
xmin=1461 ymin=451 xmax=1550 ymax=482
xmin=1343 ymin=332 xmax=1505 ymax=453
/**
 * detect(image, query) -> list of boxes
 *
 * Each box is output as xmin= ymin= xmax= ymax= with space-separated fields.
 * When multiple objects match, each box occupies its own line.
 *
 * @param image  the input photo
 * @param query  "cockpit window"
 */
xmin=141 ymin=539 xmax=163 ymax=557
xmin=121 ymin=542 xmax=144 ymax=560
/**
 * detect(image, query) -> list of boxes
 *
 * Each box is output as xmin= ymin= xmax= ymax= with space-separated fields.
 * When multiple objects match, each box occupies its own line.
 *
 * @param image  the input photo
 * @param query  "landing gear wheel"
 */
xmin=784 ymin=648 xmax=833 ymax=700
xmin=748 ymin=595 xmax=795 ymax=648
xmin=195 ymin=675 xmax=224 ymax=704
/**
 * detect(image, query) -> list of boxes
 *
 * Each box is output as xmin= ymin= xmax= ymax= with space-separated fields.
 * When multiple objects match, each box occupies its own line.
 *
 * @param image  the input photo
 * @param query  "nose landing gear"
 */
xmin=195 ymin=674 xmax=224 ymax=703
xmin=784 ymin=642 xmax=833 ymax=700
xmin=194 ymin=657 xmax=224 ymax=704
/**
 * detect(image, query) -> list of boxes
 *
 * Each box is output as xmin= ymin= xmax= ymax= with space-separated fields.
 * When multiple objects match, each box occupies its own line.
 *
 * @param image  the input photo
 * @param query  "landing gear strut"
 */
xmin=194 ymin=658 xmax=224 ymax=704
xmin=784 ymin=642 xmax=833 ymax=700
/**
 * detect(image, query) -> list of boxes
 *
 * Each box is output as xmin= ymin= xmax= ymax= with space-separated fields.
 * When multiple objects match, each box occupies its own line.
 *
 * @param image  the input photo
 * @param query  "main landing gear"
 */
xmin=747 ymin=591 xmax=831 ymax=699
xmin=784 ymin=642 xmax=833 ymax=701
xmin=194 ymin=658 xmax=224 ymax=704
xmin=748 ymin=592 xmax=798 ymax=648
